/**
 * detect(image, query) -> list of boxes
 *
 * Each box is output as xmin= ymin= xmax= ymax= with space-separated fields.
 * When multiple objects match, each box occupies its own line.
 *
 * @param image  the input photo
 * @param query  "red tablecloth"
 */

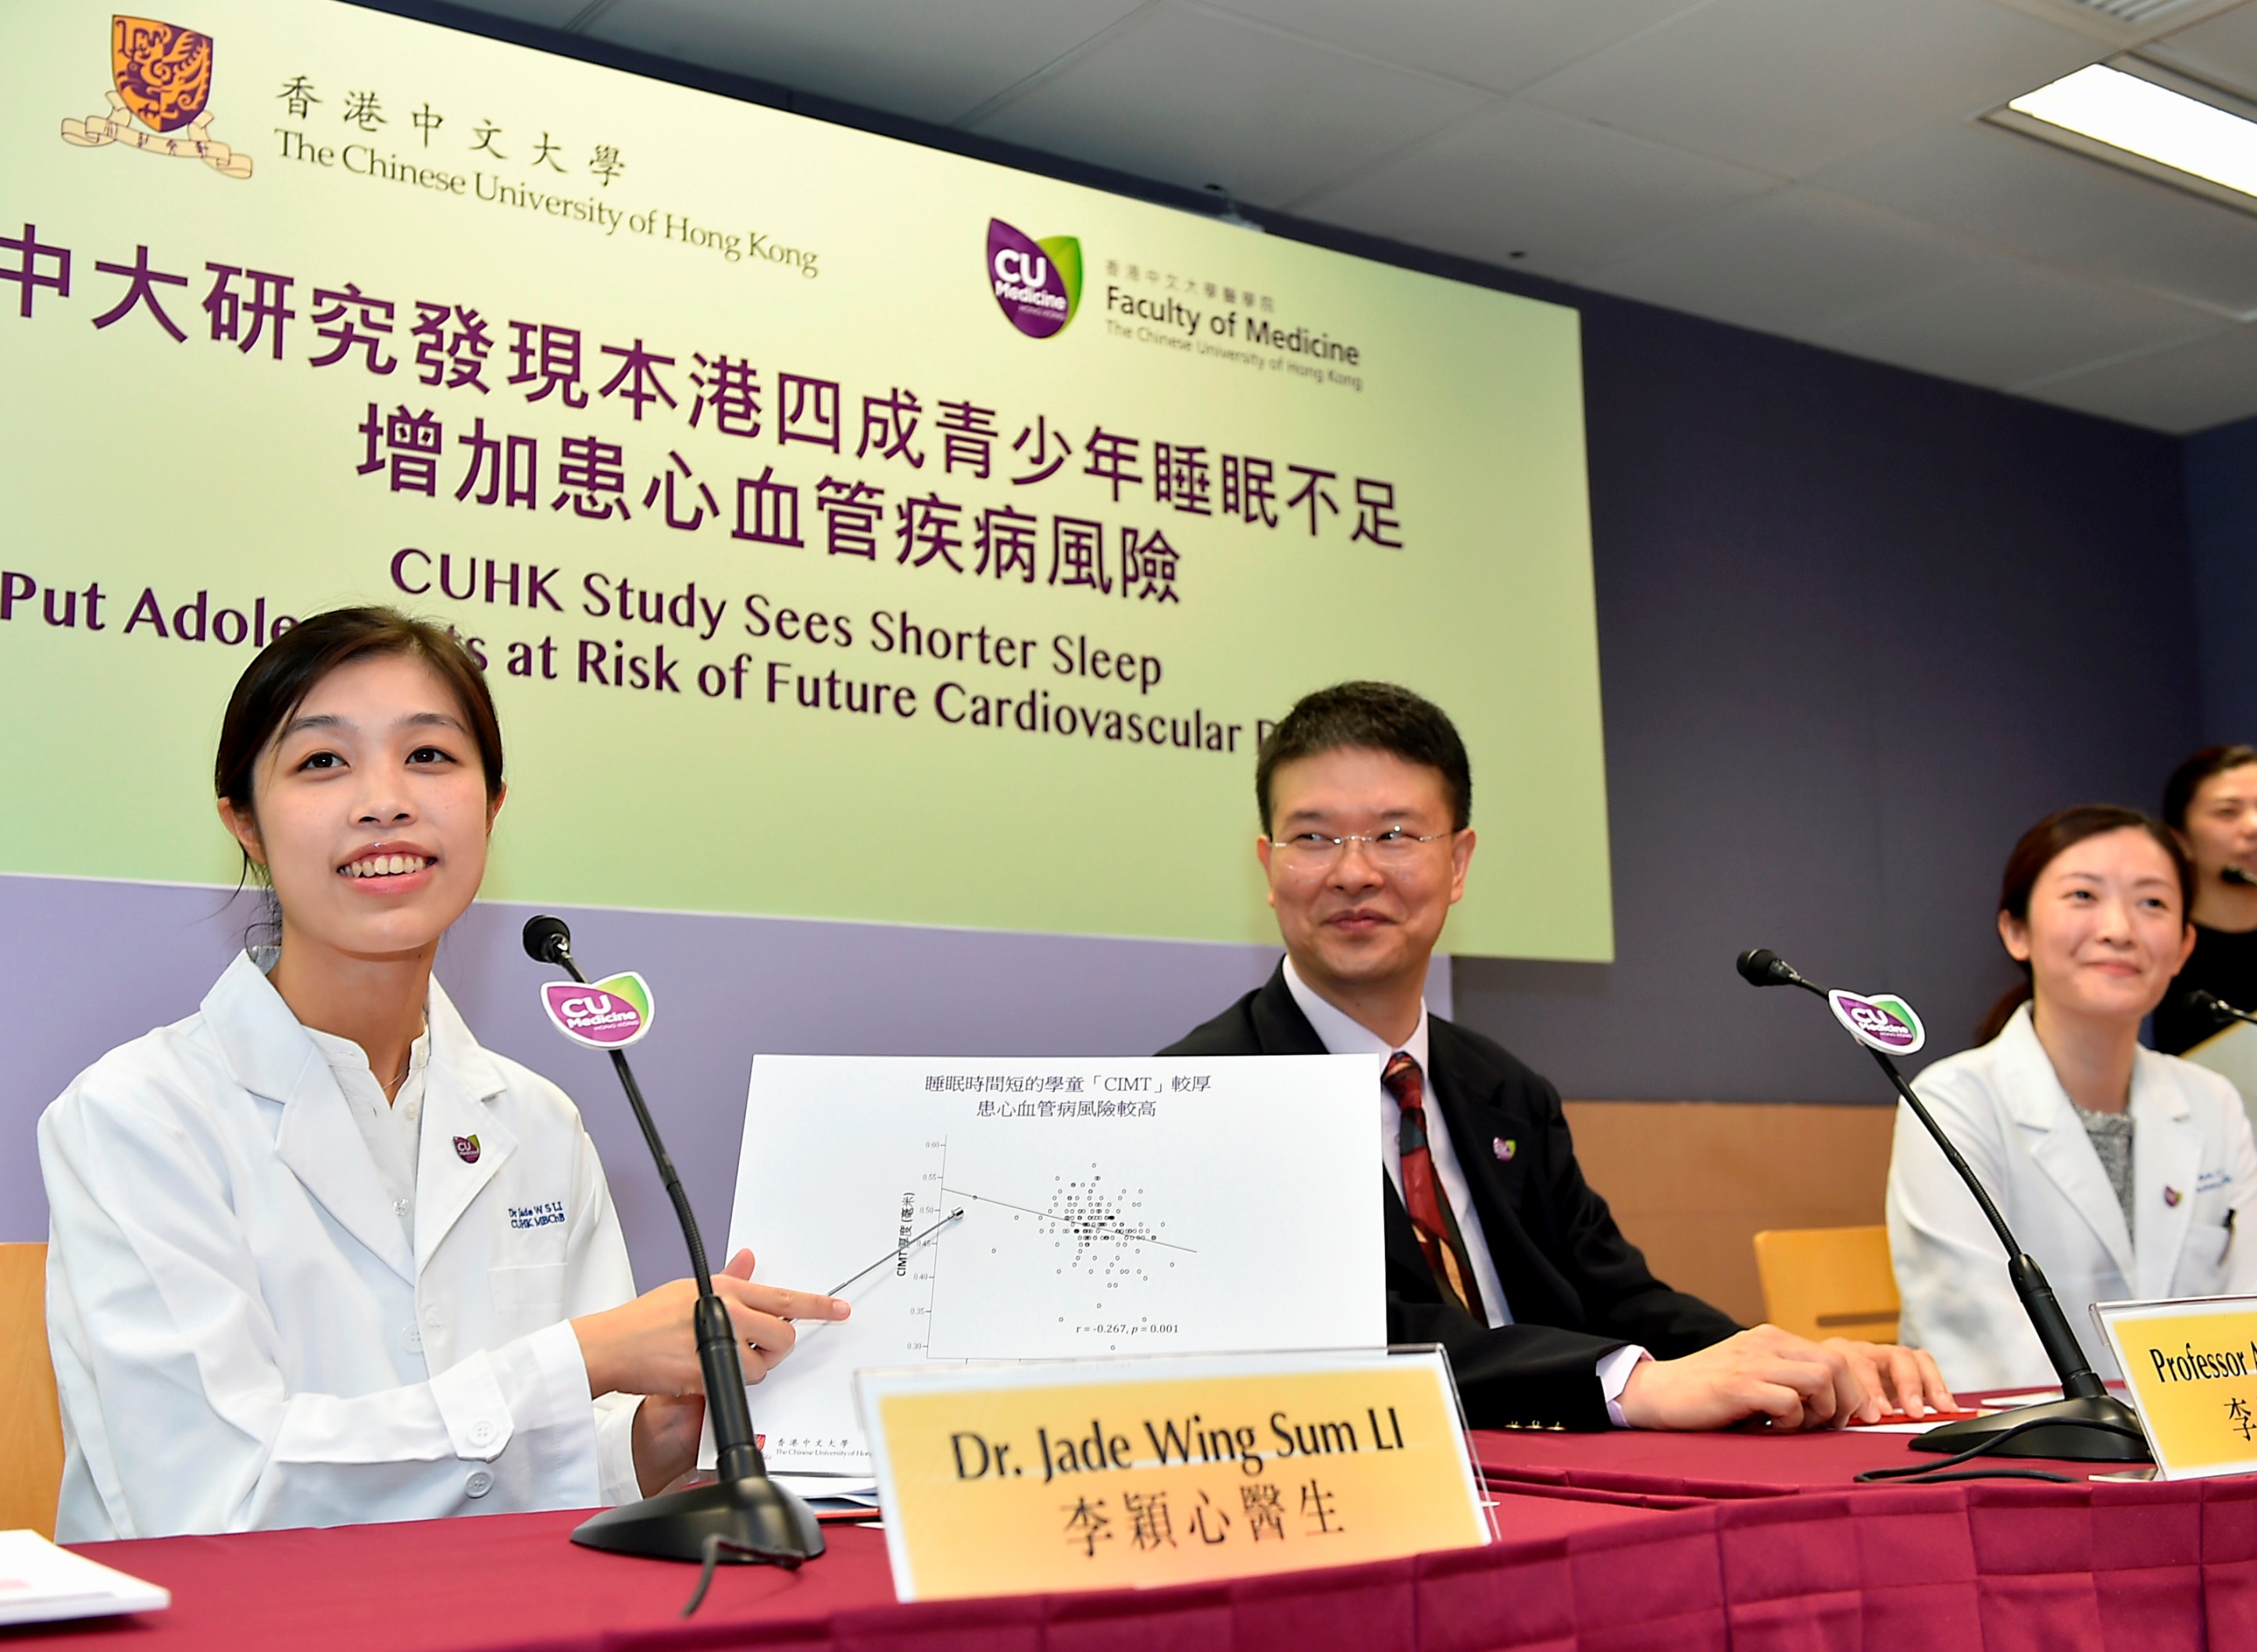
xmin=19 ymin=1425 xmax=2251 ymax=1652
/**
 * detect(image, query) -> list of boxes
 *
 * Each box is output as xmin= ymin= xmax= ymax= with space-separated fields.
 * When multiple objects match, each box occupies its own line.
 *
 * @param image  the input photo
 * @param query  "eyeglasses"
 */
xmin=1272 ymin=829 xmax=1455 ymax=869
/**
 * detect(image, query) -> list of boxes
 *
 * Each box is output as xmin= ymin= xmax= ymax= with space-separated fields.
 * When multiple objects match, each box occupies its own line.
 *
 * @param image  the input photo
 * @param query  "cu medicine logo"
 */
xmin=1827 ymin=989 xmax=1927 ymax=1055
xmin=539 ymin=972 xmax=655 ymax=1051
xmin=987 ymin=218 xmax=1083 ymax=340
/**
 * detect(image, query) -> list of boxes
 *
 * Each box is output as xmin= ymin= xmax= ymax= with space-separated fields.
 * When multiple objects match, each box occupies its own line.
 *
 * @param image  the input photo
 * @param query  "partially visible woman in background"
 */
xmin=39 ymin=608 xmax=845 ymax=1540
xmin=1888 ymin=805 xmax=2257 ymax=1390
xmin=2154 ymin=745 xmax=2257 ymax=1073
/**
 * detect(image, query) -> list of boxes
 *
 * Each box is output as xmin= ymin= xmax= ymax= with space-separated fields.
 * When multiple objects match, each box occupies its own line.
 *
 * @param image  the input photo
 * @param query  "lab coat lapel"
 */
xmin=413 ymin=977 xmax=514 ymax=1271
xmin=208 ymin=952 xmax=419 ymax=1285
xmin=1998 ymin=1011 xmax=2135 ymax=1281
xmin=2131 ymin=1052 xmax=2201 ymax=1301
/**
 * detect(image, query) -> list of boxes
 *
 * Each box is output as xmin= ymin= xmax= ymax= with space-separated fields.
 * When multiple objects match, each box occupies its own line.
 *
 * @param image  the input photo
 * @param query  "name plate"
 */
xmin=856 ymin=1347 xmax=1491 ymax=1602
xmin=2095 ymin=1295 xmax=2257 ymax=1479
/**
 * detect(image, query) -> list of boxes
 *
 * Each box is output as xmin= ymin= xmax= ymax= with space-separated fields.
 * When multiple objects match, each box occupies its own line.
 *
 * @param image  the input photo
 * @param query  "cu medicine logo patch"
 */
xmin=59 ymin=15 xmax=252 ymax=178
xmin=987 ymin=218 xmax=1081 ymax=340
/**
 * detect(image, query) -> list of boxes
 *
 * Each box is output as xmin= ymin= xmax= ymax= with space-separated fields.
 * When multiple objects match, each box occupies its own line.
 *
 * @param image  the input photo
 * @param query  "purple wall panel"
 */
xmin=0 ymin=872 xmax=1450 ymax=1287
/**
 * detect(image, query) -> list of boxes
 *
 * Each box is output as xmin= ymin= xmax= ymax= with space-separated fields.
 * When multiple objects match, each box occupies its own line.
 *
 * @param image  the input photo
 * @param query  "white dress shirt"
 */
xmin=308 ymin=1023 xmax=430 ymax=1242
xmin=1281 ymin=959 xmax=1647 ymax=1422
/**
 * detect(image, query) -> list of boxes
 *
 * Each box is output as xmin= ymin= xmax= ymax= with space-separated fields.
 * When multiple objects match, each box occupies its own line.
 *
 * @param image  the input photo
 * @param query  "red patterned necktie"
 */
xmin=1384 ymin=1051 xmax=1480 ymax=1316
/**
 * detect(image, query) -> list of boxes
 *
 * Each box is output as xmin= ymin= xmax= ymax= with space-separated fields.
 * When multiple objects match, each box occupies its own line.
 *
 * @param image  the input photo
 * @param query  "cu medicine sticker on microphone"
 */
xmin=1827 ymin=990 xmax=1926 ymax=1055
xmin=541 ymin=973 xmax=655 ymax=1050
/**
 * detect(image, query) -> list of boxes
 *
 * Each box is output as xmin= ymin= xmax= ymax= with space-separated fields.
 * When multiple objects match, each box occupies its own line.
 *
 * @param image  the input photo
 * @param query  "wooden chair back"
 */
xmin=1752 ymin=1224 xmax=1900 ymax=1344
xmin=0 ymin=1243 xmax=64 ymax=1538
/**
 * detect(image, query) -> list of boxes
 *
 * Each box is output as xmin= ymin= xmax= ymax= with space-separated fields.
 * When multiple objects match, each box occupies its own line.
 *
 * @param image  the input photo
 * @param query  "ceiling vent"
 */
xmin=1988 ymin=0 xmax=2251 ymax=46
xmin=2072 ymin=0 xmax=2223 ymax=20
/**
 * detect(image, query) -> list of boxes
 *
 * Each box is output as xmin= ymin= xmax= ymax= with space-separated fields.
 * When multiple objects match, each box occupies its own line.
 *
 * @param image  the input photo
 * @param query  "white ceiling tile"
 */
xmin=1814 ymin=118 xmax=2257 ymax=318
xmin=1199 ymin=0 xmax=1708 ymax=95
xmin=963 ymin=6 xmax=1492 ymax=203
xmin=1292 ymin=101 xmax=1778 ymax=281
xmin=1811 ymin=254 xmax=2220 ymax=387
xmin=583 ymin=0 xmax=1149 ymax=127
xmin=1520 ymin=0 xmax=2101 ymax=177
xmin=439 ymin=0 xmax=2257 ymax=427
xmin=2145 ymin=4 xmax=2257 ymax=99
xmin=2015 ymin=319 xmax=2257 ymax=430
xmin=452 ymin=0 xmax=588 ymax=27
xmin=1577 ymin=186 xmax=1988 ymax=334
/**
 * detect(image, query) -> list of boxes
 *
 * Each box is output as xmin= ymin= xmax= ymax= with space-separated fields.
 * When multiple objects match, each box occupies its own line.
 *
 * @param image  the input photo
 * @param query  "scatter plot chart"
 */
xmin=929 ymin=1165 xmax=1195 ymax=1354
xmin=730 ymin=1055 xmax=1382 ymax=1468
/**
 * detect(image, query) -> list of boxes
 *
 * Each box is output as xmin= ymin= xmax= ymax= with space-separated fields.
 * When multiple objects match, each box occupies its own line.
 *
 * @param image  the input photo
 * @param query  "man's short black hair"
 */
xmin=1255 ymin=681 xmax=1471 ymax=834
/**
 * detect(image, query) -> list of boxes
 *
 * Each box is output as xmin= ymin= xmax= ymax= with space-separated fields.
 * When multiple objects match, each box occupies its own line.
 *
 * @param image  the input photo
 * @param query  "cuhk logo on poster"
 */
xmin=987 ymin=219 xmax=1081 ymax=339
xmin=59 ymin=15 xmax=252 ymax=177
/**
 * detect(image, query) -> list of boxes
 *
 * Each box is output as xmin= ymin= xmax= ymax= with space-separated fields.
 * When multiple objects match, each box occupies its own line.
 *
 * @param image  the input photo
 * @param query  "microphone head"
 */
xmin=1737 ymin=947 xmax=1791 ymax=987
xmin=522 ymin=914 xmax=573 ymax=966
xmin=2189 ymin=988 xmax=2234 ymax=1026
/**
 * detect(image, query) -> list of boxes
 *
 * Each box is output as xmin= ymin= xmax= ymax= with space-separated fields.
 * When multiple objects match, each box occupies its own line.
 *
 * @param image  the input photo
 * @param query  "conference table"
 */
xmin=23 ymin=1422 xmax=2253 ymax=1652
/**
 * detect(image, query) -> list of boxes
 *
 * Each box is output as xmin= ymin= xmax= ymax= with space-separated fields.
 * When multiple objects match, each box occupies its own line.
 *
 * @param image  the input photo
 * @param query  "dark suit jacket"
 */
xmin=1164 ymin=964 xmax=1741 ymax=1429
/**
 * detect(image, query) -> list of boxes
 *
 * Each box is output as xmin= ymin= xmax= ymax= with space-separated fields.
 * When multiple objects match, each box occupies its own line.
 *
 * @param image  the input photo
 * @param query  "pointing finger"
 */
xmin=714 ymin=1276 xmax=850 ymax=1322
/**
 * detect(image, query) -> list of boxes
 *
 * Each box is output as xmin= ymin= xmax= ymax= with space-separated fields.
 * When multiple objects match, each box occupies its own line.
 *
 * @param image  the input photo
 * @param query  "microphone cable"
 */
xmin=1852 ymin=1410 xmax=2146 ymax=1486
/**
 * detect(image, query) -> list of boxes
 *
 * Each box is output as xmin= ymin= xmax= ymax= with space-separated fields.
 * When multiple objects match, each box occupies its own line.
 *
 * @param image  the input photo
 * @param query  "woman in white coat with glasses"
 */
xmin=38 ymin=608 xmax=846 ymax=1540
xmin=1889 ymin=805 xmax=2257 ymax=1392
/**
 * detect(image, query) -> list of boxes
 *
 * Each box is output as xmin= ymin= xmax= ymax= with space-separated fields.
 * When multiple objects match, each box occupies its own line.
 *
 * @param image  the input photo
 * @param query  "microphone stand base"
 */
xmin=1909 ymin=1394 xmax=2151 ymax=1463
xmin=571 ymin=1473 xmax=827 ymax=1565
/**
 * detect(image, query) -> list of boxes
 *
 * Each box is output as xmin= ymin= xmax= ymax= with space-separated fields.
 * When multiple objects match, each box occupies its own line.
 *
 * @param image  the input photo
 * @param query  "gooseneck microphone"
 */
xmin=1737 ymin=947 xmax=2148 ymax=1463
xmin=1734 ymin=947 xmax=1810 ymax=990
xmin=523 ymin=915 xmax=823 ymax=1590
xmin=2193 ymin=988 xmax=2257 ymax=1027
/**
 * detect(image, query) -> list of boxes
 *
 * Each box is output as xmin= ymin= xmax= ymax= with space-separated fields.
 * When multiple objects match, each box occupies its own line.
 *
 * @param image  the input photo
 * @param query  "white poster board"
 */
xmin=726 ymin=1054 xmax=1384 ymax=1474
xmin=2180 ymin=1022 xmax=2257 ymax=1139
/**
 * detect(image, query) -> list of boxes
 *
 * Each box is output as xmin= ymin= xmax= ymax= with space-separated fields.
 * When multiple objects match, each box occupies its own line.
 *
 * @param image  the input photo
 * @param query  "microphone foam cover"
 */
xmin=1737 ymin=947 xmax=1784 ymax=987
xmin=522 ymin=914 xmax=573 ymax=965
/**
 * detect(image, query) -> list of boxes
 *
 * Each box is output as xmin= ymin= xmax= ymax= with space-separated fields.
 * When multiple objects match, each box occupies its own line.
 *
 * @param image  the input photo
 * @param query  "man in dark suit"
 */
xmin=1166 ymin=682 xmax=1952 ymax=1431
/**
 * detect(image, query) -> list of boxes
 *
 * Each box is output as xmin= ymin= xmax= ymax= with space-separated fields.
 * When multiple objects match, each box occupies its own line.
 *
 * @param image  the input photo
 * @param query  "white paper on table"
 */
xmin=723 ymin=1054 xmax=1384 ymax=1475
xmin=1855 ymin=1420 xmax=1955 ymax=1434
xmin=0 ymin=1529 xmax=170 ymax=1625
xmin=1979 ymin=1388 xmax=2068 ymax=1409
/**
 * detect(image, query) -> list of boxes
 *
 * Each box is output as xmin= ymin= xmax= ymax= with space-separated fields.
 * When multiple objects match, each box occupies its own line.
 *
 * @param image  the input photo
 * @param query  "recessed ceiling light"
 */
xmin=1994 ymin=61 xmax=2257 ymax=208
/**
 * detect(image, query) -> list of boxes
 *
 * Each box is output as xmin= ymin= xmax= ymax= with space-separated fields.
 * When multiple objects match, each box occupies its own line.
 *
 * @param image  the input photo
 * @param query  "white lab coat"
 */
xmin=1887 ymin=1004 xmax=2257 ymax=1390
xmin=39 ymin=951 xmax=645 ymax=1540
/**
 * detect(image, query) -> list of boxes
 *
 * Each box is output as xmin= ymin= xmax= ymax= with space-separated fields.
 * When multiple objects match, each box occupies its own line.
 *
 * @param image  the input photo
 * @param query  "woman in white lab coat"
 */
xmin=1889 ymin=805 xmax=2257 ymax=1391
xmin=39 ymin=608 xmax=846 ymax=1540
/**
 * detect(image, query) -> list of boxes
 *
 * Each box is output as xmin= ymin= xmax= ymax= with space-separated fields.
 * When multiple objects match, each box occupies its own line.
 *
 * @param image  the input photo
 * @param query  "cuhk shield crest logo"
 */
xmin=541 ymin=972 xmax=655 ymax=1050
xmin=987 ymin=219 xmax=1081 ymax=339
xmin=59 ymin=16 xmax=252 ymax=177
xmin=1827 ymin=990 xmax=1927 ymax=1055
xmin=113 ymin=16 xmax=211 ymax=131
